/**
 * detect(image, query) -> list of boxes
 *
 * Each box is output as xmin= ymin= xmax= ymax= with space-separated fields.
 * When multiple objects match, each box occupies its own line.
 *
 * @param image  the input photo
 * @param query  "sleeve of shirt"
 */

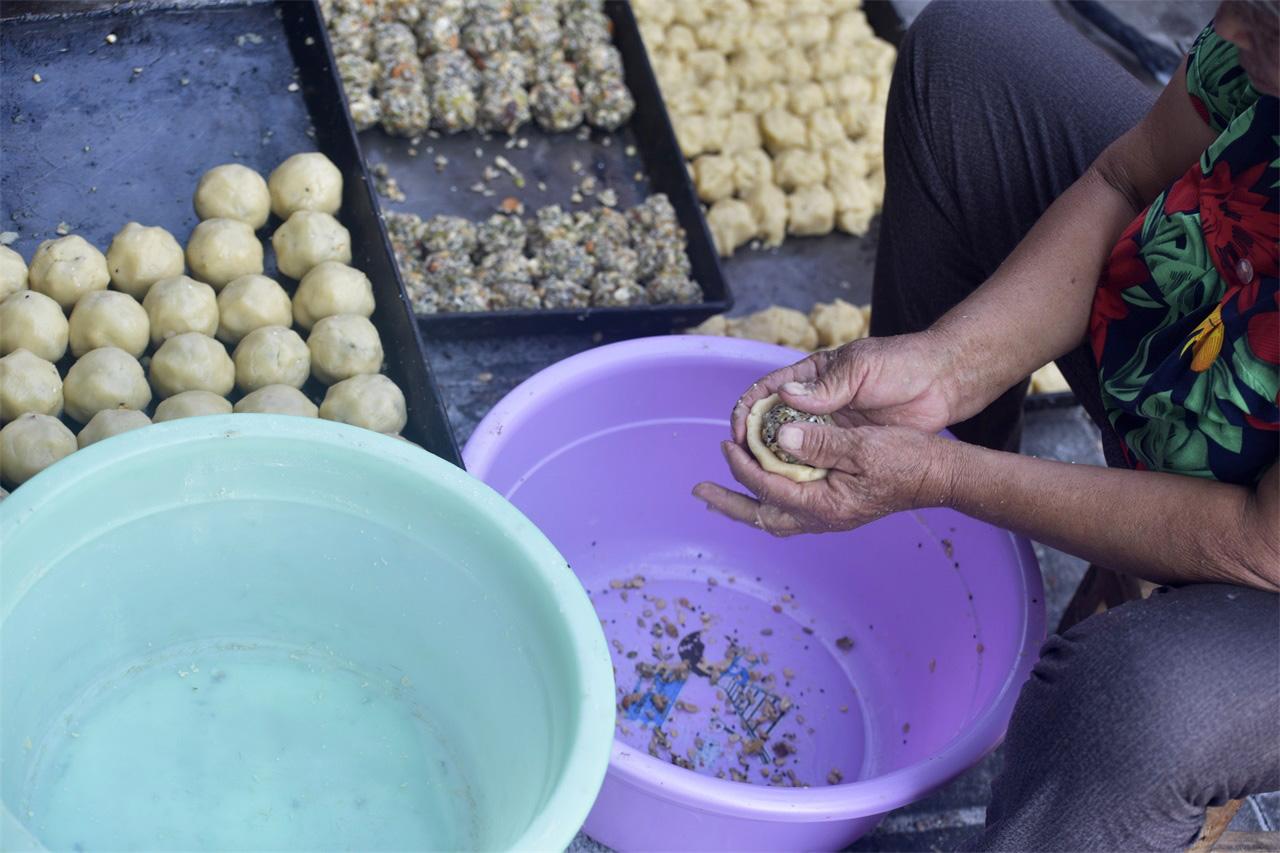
xmin=1184 ymin=22 xmax=1258 ymax=133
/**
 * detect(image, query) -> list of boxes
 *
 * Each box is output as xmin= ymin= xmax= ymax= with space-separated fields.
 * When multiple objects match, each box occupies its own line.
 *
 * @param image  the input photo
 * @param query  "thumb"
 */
xmin=775 ymin=422 xmax=861 ymax=472
xmin=777 ymin=349 xmax=864 ymax=414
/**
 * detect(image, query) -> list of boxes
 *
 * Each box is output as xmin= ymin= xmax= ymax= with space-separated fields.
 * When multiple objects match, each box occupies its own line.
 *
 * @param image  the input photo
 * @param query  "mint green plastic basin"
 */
xmin=0 ymin=415 xmax=613 ymax=852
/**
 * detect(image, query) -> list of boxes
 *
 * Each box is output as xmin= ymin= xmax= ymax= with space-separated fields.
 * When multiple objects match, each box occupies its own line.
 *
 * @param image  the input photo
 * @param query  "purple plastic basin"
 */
xmin=464 ymin=336 xmax=1045 ymax=852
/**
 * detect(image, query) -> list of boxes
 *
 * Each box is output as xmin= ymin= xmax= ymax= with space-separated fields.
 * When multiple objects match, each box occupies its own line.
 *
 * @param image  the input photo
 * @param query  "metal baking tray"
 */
xmin=350 ymin=0 xmax=732 ymax=339
xmin=0 ymin=0 xmax=462 ymax=465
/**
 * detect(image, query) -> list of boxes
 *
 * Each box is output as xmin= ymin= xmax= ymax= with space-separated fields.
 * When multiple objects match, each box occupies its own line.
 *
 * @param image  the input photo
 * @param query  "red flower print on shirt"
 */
xmin=1199 ymin=160 xmax=1279 ymax=281
xmin=1246 ymin=311 xmax=1279 ymax=365
xmin=1092 ymin=215 xmax=1148 ymax=362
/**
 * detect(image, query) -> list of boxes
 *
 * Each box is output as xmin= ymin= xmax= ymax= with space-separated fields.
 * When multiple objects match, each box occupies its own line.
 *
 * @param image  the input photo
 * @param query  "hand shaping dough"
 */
xmin=194 ymin=163 xmax=272 ymax=229
xmin=319 ymin=373 xmax=407 ymax=434
xmin=186 ymin=218 xmax=264 ymax=289
xmin=745 ymin=394 xmax=832 ymax=483
xmin=268 ymin=152 xmax=344 ymax=220
xmin=29 ymin=235 xmax=110 ymax=310
xmin=0 ymin=413 xmax=77 ymax=487
xmin=105 ymin=223 xmax=185 ymax=299
xmin=63 ymin=346 xmax=151 ymax=424
xmin=215 ymin=274 xmax=292 ymax=345
xmin=0 ymin=290 xmax=69 ymax=362
xmin=0 ymin=245 xmax=28 ymax=300
xmin=272 ymin=211 xmax=352 ymax=280
xmin=292 ymin=261 xmax=375 ymax=330
xmin=233 ymin=325 xmax=311 ymax=392
xmin=234 ymin=384 xmax=319 ymax=418
xmin=77 ymin=408 xmax=151 ymax=448
xmin=68 ymin=290 xmax=150 ymax=358
xmin=143 ymin=275 xmax=219 ymax=346
xmin=149 ymin=333 xmax=235 ymax=399
xmin=153 ymin=390 xmax=234 ymax=422
xmin=307 ymin=314 xmax=383 ymax=385
xmin=0 ymin=349 xmax=62 ymax=423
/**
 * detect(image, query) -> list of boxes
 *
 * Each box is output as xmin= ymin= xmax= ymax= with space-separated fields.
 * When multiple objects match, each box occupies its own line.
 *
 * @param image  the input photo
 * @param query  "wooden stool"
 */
xmin=1059 ymin=566 xmax=1245 ymax=853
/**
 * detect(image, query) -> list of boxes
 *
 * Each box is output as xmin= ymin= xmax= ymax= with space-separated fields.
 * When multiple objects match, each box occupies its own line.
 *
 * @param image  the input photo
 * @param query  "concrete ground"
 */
xmin=421 ymin=1 xmax=1277 ymax=849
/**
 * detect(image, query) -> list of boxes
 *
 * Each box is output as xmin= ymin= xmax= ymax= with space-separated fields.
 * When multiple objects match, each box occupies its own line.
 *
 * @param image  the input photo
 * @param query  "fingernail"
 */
xmin=782 ymin=381 xmax=811 ymax=396
xmin=778 ymin=424 xmax=803 ymax=451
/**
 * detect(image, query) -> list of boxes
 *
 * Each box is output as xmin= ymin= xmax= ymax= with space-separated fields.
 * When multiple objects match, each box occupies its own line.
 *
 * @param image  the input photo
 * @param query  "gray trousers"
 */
xmin=871 ymin=2 xmax=1280 ymax=849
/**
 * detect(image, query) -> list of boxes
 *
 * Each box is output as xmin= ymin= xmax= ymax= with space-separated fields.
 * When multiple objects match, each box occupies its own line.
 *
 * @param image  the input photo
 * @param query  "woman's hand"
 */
xmin=694 ymin=420 xmax=955 ymax=537
xmin=730 ymin=332 xmax=959 ymax=445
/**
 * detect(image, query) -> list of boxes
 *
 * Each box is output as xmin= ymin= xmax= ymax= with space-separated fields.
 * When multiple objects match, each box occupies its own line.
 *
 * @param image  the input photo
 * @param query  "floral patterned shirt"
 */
xmin=1090 ymin=23 xmax=1278 ymax=485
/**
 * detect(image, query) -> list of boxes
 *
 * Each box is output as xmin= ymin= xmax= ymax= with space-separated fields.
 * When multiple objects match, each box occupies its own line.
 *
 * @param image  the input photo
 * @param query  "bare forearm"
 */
xmin=935 ymin=441 xmax=1280 ymax=592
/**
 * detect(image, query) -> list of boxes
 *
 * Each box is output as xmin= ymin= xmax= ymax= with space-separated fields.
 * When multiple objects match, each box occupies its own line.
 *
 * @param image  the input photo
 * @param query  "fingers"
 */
xmin=730 ymin=356 xmax=825 ymax=443
xmin=774 ymin=422 xmax=863 ymax=472
xmin=777 ymin=346 xmax=865 ymax=415
xmin=721 ymin=440 xmax=811 ymax=508
xmin=691 ymin=482 xmax=803 ymax=536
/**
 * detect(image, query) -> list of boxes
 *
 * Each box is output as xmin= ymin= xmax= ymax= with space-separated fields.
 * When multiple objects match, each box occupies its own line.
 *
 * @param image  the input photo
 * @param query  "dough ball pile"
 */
xmin=319 ymin=0 xmax=634 ymax=137
xmin=689 ymin=299 xmax=871 ymax=352
xmin=631 ymin=0 xmax=894 ymax=256
xmin=0 ymin=151 xmax=413 ymax=489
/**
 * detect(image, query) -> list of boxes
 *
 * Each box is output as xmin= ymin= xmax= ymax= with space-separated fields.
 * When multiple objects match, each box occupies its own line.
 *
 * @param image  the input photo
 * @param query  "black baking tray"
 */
xmin=349 ymin=0 xmax=731 ymax=339
xmin=0 ymin=0 xmax=463 ymax=465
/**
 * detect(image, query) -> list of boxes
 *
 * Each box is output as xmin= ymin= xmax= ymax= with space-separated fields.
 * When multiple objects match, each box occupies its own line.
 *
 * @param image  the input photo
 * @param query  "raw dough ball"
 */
xmin=272 ymin=211 xmax=352 ymax=280
xmin=215 ymin=274 xmax=292 ymax=345
xmin=194 ymin=163 xmax=272 ymax=229
xmin=0 ymin=413 xmax=76 ymax=487
xmin=787 ymin=81 xmax=827 ymax=116
xmin=105 ymin=222 xmax=185 ymax=299
xmin=233 ymin=325 xmax=310 ymax=392
xmin=68 ymin=290 xmax=150 ymax=358
xmin=143 ymin=275 xmax=219 ymax=346
xmin=234 ymin=384 xmax=319 ymax=417
xmin=153 ymin=390 xmax=233 ymax=422
xmin=706 ymin=198 xmax=756 ymax=258
xmin=733 ymin=149 xmax=774 ymax=197
xmin=0 ymin=349 xmax=62 ymax=423
xmin=810 ymin=299 xmax=867 ymax=348
xmin=787 ymin=185 xmax=836 ymax=236
xmin=320 ymin=373 xmax=407 ymax=434
xmin=63 ymin=346 xmax=151 ymax=424
xmin=729 ymin=306 xmax=817 ymax=350
xmin=687 ymin=314 xmax=729 ymax=336
xmin=774 ymin=148 xmax=827 ymax=191
xmin=149 ymin=333 xmax=235 ymax=399
xmin=307 ymin=314 xmax=383 ymax=385
xmin=0 ymin=290 xmax=69 ymax=362
xmin=760 ymin=108 xmax=808 ymax=154
xmin=722 ymin=112 xmax=762 ymax=154
xmin=186 ymin=218 xmax=264 ymax=289
xmin=693 ymin=155 xmax=736 ymax=203
xmin=268 ymin=152 xmax=344 ymax=220
xmin=808 ymin=107 xmax=847 ymax=149
xmin=745 ymin=394 xmax=832 ymax=483
xmin=292 ymin=261 xmax=375 ymax=330
xmin=77 ymin=408 xmax=151 ymax=448
xmin=29 ymin=235 xmax=110 ymax=310
xmin=0 ymin=245 xmax=28 ymax=300
xmin=748 ymin=183 xmax=789 ymax=248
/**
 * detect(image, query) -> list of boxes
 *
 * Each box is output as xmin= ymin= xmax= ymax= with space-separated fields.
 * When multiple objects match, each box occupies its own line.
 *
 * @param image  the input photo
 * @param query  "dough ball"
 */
xmin=143 ymin=275 xmax=219 ymax=346
xmin=292 ymin=261 xmax=375 ymax=330
xmin=271 ymin=211 xmax=352 ymax=280
xmin=673 ymin=113 xmax=711 ymax=159
xmin=77 ymin=408 xmax=151 ymax=448
xmin=787 ymin=185 xmax=836 ymax=236
xmin=745 ymin=394 xmax=832 ymax=483
xmin=0 ymin=349 xmax=62 ymax=423
xmin=774 ymin=148 xmax=827 ymax=191
xmin=233 ymin=325 xmax=310 ymax=392
xmin=0 ymin=413 xmax=77 ymax=487
xmin=153 ymin=390 xmax=233 ymax=422
xmin=787 ymin=81 xmax=826 ymax=116
xmin=0 ymin=245 xmax=28 ymax=300
xmin=728 ymin=306 xmax=817 ymax=350
xmin=760 ymin=108 xmax=808 ymax=154
xmin=0 ymin=290 xmax=69 ymax=362
xmin=149 ymin=333 xmax=235 ymax=399
xmin=320 ymin=373 xmax=407 ymax=434
xmin=808 ymin=107 xmax=847 ymax=149
xmin=810 ymin=299 xmax=867 ymax=348
xmin=63 ymin=346 xmax=151 ymax=424
xmin=215 ymin=274 xmax=292 ymax=345
xmin=186 ymin=218 xmax=264 ymax=289
xmin=706 ymin=198 xmax=756 ymax=258
xmin=693 ymin=155 xmax=736 ymax=204
xmin=747 ymin=183 xmax=789 ymax=248
xmin=68 ymin=290 xmax=150 ymax=359
xmin=268 ymin=152 xmax=344 ymax=220
xmin=234 ymin=384 xmax=319 ymax=418
xmin=307 ymin=314 xmax=383 ymax=385
xmin=105 ymin=222 xmax=185 ymax=299
xmin=29 ymin=235 xmax=110 ymax=311
xmin=194 ymin=163 xmax=272 ymax=229
xmin=722 ymin=112 xmax=762 ymax=154
xmin=733 ymin=149 xmax=774 ymax=197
